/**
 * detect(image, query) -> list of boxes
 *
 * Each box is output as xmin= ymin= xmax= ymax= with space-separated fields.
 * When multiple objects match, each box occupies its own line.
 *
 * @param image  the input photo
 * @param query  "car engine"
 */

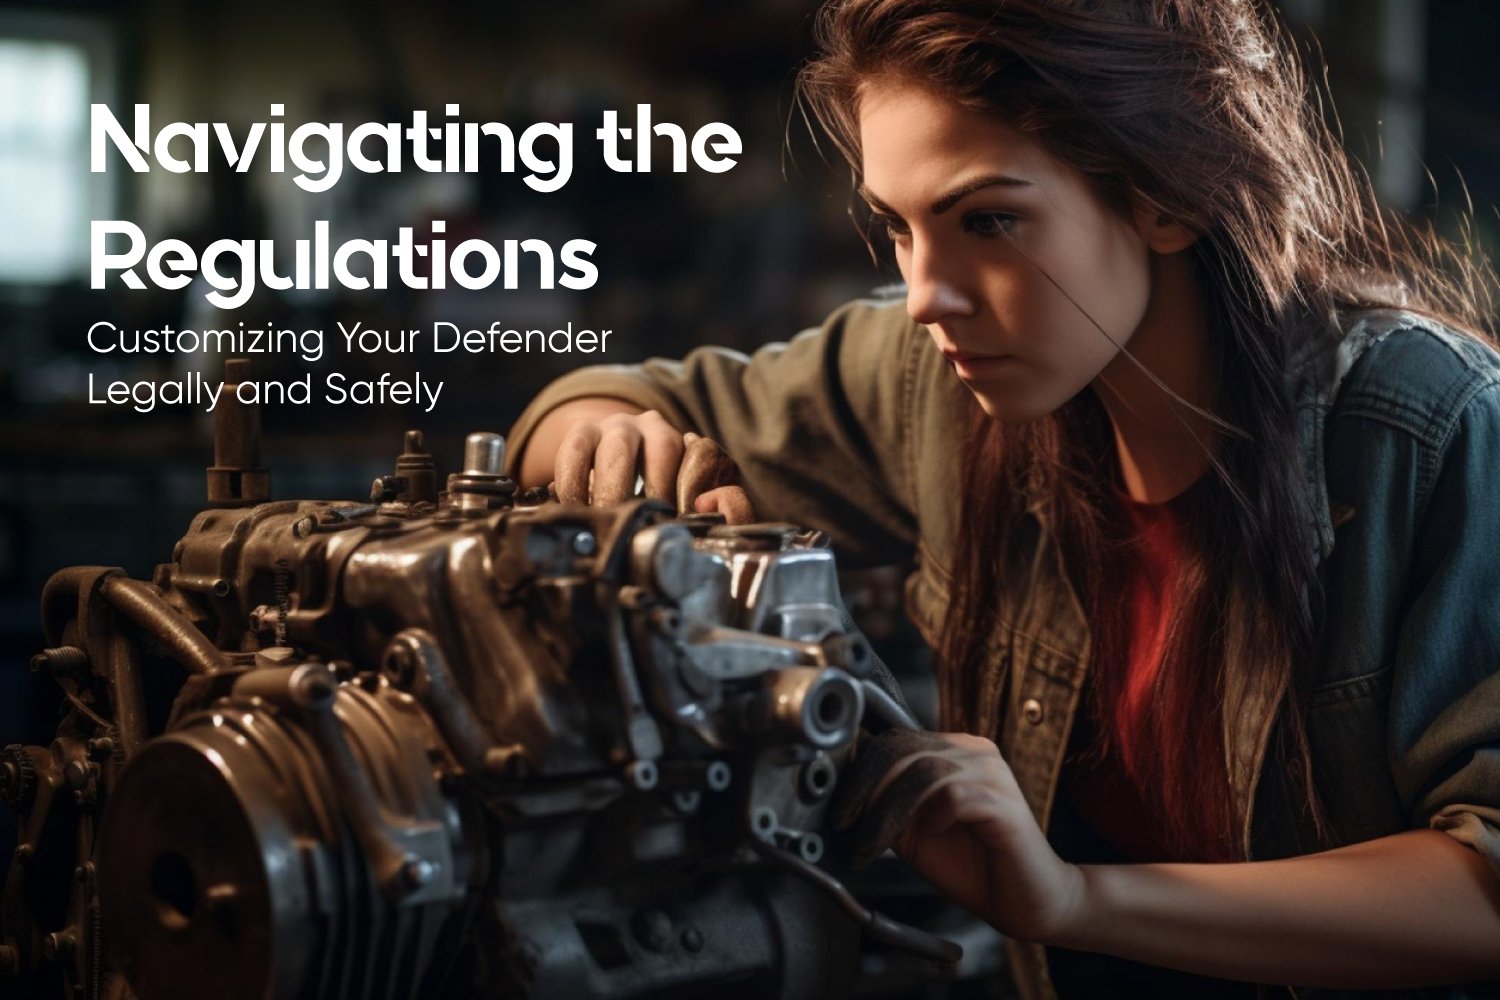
xmin=0 ymin=362 xmax=958 ymax=1000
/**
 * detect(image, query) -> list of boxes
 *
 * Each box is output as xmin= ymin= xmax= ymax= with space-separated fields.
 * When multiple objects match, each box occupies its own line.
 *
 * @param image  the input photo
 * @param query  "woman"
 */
xmin=506 ymin=0 xmax=1500 ymax=995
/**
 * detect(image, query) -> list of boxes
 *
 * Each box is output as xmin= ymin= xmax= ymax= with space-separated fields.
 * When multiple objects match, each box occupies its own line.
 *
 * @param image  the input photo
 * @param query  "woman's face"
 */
xmin=858 ymin=80 xmax=1156 ymax=421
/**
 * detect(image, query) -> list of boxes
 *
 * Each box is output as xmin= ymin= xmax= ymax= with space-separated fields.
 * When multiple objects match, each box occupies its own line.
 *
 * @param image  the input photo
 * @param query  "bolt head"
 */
xmin=402 ymin=858 xmax=436 ymax=890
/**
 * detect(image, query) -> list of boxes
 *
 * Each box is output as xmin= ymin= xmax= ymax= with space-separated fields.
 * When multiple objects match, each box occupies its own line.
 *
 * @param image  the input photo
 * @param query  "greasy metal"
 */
xmin=1 ymin=415 xmax=948 ymax=1000
xmin=205 ymin=358 xmax=271 ymax=507
xmin=370 ymin=428 xmax=440 ymax=506
xmin=461 ymin=431 xmax=505 ymax=475
xmin=446 ymin=430 xmax=516 ymax=512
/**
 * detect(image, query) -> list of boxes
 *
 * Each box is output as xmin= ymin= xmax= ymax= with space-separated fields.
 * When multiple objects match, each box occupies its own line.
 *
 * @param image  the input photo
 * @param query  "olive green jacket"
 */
xmin=506 ymin=299 xmax=1500 ymax=999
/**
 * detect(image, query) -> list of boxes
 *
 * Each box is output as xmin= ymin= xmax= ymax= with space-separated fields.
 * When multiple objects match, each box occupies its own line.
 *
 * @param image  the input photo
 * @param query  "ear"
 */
xmin=1133 ymin=205 xmax=1199 ymax=254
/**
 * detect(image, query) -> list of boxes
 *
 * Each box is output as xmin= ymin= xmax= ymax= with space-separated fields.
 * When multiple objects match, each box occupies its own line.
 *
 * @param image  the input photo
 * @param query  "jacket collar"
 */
xmin=1290 ymin=307 xmax=1456 ymax=564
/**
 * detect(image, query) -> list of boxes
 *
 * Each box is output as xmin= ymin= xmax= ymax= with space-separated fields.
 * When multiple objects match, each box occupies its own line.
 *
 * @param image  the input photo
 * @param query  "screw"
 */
xmin=30 ymin=646 xmax=88 ymax=677
xmin=572 ymin=531 xmax=597 ymax=556
xmin=401 ymin=858 xmax=435 ymax=891
xmin=43 ymin=929 xmax=75 ymax=962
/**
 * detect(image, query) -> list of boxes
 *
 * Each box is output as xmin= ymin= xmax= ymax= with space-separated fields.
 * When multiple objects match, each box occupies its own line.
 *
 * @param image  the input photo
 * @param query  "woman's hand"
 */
xmin=540 ymin=403 xmax=756 ymax=522
xmin=831 ymin=729 xmax=1086 ymax=943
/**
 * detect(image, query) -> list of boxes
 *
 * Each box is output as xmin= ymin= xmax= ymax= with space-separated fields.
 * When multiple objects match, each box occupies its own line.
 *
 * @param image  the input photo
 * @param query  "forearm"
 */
xmin=1055 ymin=829 xmax=1500 ymax=988
xmin=513 ymin=396 xmax=644 ymax=487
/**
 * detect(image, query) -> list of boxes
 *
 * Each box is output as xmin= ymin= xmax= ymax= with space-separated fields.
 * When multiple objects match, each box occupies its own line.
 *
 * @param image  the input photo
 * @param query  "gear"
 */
xmin=0 ymin=744 xmax=37 ymax=809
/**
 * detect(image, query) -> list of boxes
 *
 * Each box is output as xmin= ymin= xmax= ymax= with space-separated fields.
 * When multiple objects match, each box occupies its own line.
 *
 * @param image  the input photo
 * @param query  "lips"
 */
xmin=941 ymin=349 xmax=1011 ymax=363
xmin=940 ymin=348 xmax=1018 ymax=380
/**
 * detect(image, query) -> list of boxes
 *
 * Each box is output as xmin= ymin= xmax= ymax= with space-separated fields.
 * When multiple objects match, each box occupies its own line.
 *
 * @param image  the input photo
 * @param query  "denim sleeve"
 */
xmin=1391 ymin=381 xmax=1500 ymax=879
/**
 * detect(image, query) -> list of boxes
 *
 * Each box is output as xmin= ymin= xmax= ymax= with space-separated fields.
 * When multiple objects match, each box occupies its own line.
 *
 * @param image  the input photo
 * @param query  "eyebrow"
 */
xmin=859 ymin=173 xmax=1032 ymax=217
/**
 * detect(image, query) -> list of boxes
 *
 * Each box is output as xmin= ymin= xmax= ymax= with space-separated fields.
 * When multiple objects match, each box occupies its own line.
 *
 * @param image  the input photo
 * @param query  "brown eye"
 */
xmin=964 ymin=211 xmax=1019 ymax=237
xmin=873 ymin=213 xmax=910 ymax=242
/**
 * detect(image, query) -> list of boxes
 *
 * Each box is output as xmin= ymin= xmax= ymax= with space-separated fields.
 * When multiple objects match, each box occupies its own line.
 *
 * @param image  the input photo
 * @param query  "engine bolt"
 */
xmin=401 ymin=858 xmax=435 ymax=890
xmin=29 ymin=646 xmax=87 ymax=677
xmin=572 ymin=531 xmax=597 ymax=556
xmin=43 ymin=929 xmax=75 ymax=961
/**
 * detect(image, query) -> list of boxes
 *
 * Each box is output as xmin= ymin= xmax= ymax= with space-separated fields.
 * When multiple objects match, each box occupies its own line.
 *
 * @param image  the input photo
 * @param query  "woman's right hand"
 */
xmin=546 ymin=405 xmax=757 ymax=523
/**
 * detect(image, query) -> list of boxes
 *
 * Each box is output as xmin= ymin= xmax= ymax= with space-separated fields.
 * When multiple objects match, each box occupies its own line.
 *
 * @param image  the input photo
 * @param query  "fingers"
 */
xmin=829 ymin=729 xmax=967 ymax=829
xmin=591 ymin=416 xmax=644 ymax=506
xmin=830 ymin=729 xmax=1008 ymax=867
xmin=554 ymin=410 xmax=695 ymax=508
xmin=552 ymin=414 xmax=755 ymax=520
xmin=555 ymin=421 xmax=602 ymax=504
xmin=693 ymin=485 xmax=757 ymax=524
xmin=676 ymin=433 xmax=740 ymax=514
xmin=638 ymin=411 xmax=685 ymax=503
xmin=852 ymin=755 xmax=967 ymax=867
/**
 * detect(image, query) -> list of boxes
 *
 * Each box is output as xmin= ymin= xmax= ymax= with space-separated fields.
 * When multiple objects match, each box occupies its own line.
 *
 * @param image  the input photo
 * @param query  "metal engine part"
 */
xmin=0 ymin=373 xmax=956 ymax=1000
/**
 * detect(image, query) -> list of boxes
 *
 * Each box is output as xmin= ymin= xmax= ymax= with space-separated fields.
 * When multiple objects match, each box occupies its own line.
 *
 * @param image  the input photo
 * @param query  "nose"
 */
xmin=903 ymin=241 xmax=975 ymax=327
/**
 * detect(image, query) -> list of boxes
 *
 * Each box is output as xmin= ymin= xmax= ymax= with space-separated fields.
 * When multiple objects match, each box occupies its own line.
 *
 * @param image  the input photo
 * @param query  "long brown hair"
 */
xmin=797 ymin=0 xmax=1495 ymax=858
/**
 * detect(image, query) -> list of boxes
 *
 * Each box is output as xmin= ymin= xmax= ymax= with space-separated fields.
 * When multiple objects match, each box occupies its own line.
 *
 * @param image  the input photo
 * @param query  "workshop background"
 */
xmin=0 ymin=1 xmax=1494 ymax=994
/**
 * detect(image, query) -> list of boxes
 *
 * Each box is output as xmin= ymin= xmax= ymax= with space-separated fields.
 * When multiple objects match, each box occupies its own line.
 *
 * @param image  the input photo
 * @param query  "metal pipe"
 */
xmin=384 ymin=629 xmax=491 ymax=780
xmin=748 ymin=838 xmax=963 ymax=966
xmin=859 ymin=680 xmax=922 ymax=733
xmin=99 ymin=577 xmax=223 ymax=676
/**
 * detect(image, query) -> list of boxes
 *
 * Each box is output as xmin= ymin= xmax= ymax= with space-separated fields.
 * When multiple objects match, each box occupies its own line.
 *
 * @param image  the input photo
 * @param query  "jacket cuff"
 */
xmin=1430 ymin=803 xmax=1500 ymax=882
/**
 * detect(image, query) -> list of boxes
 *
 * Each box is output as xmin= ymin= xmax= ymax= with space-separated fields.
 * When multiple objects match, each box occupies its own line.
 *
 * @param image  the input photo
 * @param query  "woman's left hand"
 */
xmin=830 ymin=728 xmax=1086 ymax=943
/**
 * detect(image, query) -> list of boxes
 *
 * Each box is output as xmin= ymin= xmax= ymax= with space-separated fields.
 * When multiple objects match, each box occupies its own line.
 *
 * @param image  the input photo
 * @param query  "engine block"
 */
xmin=0 ymin=379 xmax=955 ymax=1000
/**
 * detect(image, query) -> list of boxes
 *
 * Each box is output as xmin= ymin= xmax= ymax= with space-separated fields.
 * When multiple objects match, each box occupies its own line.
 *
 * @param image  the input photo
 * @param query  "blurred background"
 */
xmin=0 ymin=0 xmax=1495 ymax=992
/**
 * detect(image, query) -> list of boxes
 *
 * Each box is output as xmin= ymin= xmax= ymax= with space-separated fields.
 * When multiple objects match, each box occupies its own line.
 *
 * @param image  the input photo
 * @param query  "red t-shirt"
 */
xmin=1062 ymin=481 xmax=1231 ymax=863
